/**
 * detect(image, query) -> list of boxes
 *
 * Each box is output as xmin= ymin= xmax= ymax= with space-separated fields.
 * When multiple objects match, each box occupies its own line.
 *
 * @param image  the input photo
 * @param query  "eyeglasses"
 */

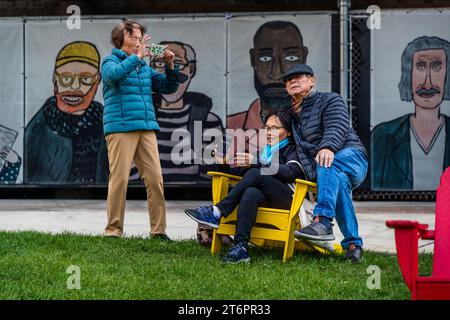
xmin=54 ymin=72 xmax=99 ymax=87
xmin=151 ymin=59 xmax=196 ymax=71
xmin=129 ymin=35 xmax=144 ymax=44
xmin=263 ymin=125 xmax=285 ymax=132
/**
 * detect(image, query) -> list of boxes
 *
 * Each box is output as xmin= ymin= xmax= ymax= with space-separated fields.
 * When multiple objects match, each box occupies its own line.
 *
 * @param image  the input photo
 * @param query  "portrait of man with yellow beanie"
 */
xmin=24 ymin=41 xmax=109 ymax=184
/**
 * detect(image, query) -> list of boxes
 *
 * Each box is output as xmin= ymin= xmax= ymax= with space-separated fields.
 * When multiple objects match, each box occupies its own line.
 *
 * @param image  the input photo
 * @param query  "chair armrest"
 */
xmin=208 ymin=171 xmax=241 ymax=204
xmin=386 ymin=220 xmax=426 ymax=292
xmin=386 ymin=220 xmax=434 ymax=239
xmin=421 ymin=230 xmax=435 ymax=240
xmin=294 ymin=179 xmax=317 ymax=195
xmin=294 ymin=179 xmax=317 ymax=188
xmin=386 ymin=220 xmax=429 ymax=230
xmin=207 ymin=171 xmax=242 ymax=181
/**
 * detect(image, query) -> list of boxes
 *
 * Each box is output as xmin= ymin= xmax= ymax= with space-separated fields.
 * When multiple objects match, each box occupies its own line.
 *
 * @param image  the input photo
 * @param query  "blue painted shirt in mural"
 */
xmin=371 ymin=114 xmax=450 ymax=190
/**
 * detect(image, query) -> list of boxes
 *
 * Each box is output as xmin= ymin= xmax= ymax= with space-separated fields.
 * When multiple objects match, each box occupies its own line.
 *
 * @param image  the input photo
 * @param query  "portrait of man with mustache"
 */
xmin=24 ymin=41 xmax=108 ymax=184
xmin=372 ymin=36 xmax=450 ymax=190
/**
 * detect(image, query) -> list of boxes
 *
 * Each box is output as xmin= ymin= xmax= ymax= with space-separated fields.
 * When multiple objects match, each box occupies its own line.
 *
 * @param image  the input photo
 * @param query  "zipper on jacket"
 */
xmin=136 ymin=65 xmax=148 ymax=125
xmin=292 ymin=124 xmax=312 ymax=181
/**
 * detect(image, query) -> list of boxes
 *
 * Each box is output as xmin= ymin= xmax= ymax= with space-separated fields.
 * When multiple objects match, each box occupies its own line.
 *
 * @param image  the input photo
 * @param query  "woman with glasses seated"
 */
xmin=184 ymin=111 xmax=306 ymax=263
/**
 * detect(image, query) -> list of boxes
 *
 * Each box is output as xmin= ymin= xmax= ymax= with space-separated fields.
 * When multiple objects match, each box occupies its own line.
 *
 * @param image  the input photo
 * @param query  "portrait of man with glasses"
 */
xmin=24 ymin=41 xmax=108 ymax=184
xmin=149 ymin=40 xmax=224 ymax=184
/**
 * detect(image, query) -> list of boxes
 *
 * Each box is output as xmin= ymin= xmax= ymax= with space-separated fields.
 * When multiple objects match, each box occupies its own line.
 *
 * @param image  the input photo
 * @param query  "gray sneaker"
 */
xmin=345 ymin=244 xmax=363 ymax=263
xmin=294 ymin=221 xmax=335 ymax=241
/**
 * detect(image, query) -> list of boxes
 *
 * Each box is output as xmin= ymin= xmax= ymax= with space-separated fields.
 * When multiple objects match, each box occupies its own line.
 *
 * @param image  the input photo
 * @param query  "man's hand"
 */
xmin=315 ymin=148 xmax=334 ymax=168
xmin=161 ymin=47 xmax=175 ymax=69
xmin=137 ymin=34 xmax=151 ymax=59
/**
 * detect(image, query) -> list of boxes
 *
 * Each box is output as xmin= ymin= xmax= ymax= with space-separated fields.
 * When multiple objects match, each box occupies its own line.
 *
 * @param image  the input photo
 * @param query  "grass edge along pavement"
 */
xmin=0 ymin=230 xmax=433 ymax=300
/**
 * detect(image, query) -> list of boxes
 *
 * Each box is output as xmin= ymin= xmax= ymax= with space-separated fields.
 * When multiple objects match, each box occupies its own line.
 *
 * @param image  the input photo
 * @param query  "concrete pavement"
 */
xmin=0 ymin=199 xmax=436 ymax=253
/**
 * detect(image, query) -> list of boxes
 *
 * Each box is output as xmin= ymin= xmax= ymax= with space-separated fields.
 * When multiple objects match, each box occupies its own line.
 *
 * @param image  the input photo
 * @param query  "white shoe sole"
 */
xmin=294 ymin=230 xmax=335 ymax=241
xmin=184 ymin=209 xmax=219 ymax=229
xmin=224 ymin=257 xmax=250 ymax=264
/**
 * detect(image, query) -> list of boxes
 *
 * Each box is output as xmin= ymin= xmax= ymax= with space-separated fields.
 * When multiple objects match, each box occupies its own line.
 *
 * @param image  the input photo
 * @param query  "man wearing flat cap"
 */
xmin=281 ymin=64 xmax=368 ymax=263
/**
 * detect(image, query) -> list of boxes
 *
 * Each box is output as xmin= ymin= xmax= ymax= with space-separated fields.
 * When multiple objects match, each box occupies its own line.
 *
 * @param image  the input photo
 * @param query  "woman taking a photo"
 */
xmin=102 ymin=20 xmax=180 ymax=240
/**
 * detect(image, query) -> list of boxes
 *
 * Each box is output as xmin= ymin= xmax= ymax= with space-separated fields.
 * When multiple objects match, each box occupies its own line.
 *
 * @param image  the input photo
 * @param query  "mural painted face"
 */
xmin=153 ymin=43 xmax=193 ymax=105
xmin=54 ymin=61 xmax=100 ymax=114
xmin=252 ymin=25 xmax=308 ymax=111
xmin=412 ymin=48 xmax=447 ymax=109
xmin=121 ymin=27 xmax=143 ymax=56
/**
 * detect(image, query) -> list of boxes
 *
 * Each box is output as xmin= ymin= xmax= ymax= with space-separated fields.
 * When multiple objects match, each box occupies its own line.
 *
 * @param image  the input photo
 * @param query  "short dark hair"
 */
xmin=266 ymin=110 xmax=292 ymax=132
xmin=111 ymin=20 xmax=146 ymax=49
xmin=254 ymin=20 xmax=303 ymax=45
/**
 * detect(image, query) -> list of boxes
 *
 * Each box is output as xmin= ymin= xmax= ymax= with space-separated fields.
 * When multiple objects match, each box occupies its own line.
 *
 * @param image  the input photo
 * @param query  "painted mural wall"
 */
xmin=3 ymin=9 xmax=448 ymax=190
xmin=371 ymin=9 xmax=450 ymax=191
xmin=0 ymin=13 xmax=332 ymax=186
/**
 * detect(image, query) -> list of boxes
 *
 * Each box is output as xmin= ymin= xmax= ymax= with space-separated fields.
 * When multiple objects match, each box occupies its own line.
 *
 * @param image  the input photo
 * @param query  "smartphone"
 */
xmin=149 ymin=43 xmax=166 ymax=56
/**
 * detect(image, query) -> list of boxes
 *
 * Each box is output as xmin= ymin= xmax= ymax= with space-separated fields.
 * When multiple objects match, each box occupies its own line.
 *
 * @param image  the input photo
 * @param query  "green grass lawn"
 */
xmin=0 ymin=231 xmax=432 ymax=300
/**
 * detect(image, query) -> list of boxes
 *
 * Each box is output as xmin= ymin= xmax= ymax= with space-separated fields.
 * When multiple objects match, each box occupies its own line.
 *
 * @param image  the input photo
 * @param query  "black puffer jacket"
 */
xmin=215 ymin=142 xmax=306 ymax=184
xmin=287 ymin=90 xmax=367 ymax=181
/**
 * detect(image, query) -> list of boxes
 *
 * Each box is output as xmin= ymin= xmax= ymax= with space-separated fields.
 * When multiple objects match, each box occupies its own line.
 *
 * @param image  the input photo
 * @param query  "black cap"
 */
xmin=282 ymin=64 xmax=314 ymax=82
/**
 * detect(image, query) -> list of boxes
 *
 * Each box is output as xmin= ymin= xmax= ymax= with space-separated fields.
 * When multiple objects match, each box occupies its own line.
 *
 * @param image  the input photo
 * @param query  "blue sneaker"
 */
xmin=184 ymin=206 xmax=220 ymax=229
xmin=222 ymin=243 xmax=250 ymax=264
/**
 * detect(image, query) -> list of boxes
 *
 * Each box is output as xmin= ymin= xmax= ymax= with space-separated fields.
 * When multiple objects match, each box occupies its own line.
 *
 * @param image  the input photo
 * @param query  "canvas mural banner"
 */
xmin=24 ymin=18 xmax=121 ymax=185
xmin=371 ymin=9 xmax=450 ymax=191
xmin=227 ymin=14 xmax=332 ymax=130
xmin=138 ymin=17 xmax=226 ymax=185
xmin=0 ymin=19 xmax=24 ymax=184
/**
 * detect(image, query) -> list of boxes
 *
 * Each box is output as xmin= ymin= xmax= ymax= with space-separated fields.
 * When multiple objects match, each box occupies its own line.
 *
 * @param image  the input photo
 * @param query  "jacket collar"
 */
xmin=301 ymin=89 xmax=318 ymax=105
xmin=112 ymin=48 xmax=128 ymax=59
xmin=111 ymin=48 xmax=146 ymax=65
xmin=287 ymin=90 xmax=318 ymax=118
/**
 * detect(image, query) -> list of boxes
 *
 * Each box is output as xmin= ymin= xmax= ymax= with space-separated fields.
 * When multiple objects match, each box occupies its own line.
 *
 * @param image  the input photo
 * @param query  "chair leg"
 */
xmin=333 ymin=243 xmax=344 ymax=254
xmin=211 ymin=229 xmax=221 ymax=255
xmin=283 ymin=221 xmax=297 ymax=262
xmin=282 ymin=235 xmax=296 ymax=262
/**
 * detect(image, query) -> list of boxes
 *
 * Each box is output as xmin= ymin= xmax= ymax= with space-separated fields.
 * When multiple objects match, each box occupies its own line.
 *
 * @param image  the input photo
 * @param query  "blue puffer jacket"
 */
xmin=101 ymin=48 xmax=179 ymax=135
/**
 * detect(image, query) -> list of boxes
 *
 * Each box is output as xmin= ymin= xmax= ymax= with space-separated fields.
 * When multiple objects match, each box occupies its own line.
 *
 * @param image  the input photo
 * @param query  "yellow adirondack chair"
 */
xmin=208 ymin=171 xmax=343 ymax=262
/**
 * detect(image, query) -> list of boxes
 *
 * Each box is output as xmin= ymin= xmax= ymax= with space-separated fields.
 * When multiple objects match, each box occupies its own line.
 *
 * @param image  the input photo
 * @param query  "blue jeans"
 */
xmin=313 ymin=147 xmax=368 ymax=249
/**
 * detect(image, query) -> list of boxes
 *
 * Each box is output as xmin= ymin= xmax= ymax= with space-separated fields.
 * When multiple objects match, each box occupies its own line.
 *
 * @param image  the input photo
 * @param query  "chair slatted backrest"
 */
xmin=433 ymin=167 xmax=450 ymax=277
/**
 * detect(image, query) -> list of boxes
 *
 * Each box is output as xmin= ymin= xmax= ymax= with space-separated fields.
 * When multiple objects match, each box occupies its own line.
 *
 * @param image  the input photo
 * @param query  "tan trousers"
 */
xmin=105 ymin=130 xmax=166 ymax=237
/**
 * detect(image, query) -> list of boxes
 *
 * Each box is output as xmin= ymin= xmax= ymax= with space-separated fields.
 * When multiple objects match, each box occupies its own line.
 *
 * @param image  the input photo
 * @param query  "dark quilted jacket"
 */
xmin=287 ymin=90 xmax=367 ymax=181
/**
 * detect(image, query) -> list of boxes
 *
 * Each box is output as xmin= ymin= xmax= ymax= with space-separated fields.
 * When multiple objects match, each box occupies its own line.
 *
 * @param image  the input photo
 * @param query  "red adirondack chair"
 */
xmin=386 ymin=167 xmax=450 ymax=300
